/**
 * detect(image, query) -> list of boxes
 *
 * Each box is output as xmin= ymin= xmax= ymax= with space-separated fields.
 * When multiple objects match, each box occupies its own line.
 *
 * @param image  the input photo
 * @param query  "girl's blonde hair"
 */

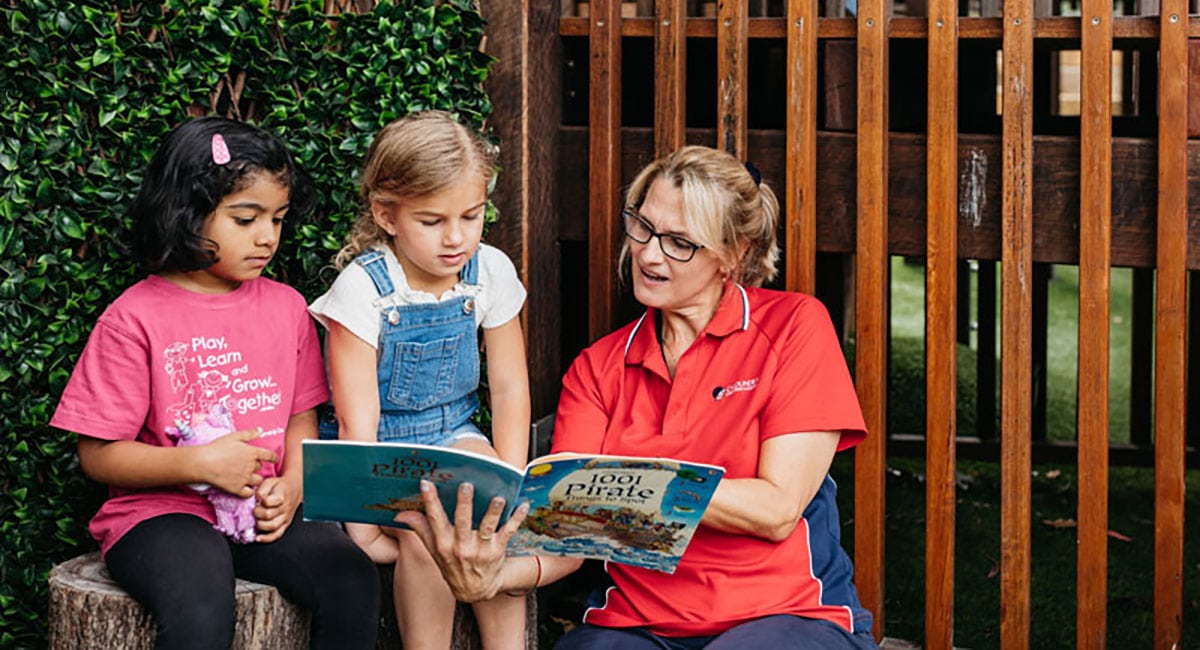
xmin=621 ymin=145 xmax=779 ymax=287
xmin=334 ymin=111 xmax=498 ymax=269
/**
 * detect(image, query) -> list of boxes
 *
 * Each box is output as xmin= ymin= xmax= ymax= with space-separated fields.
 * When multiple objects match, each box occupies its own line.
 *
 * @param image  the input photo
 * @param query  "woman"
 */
xmin=396 ymin=145 xmax=877 ymax=649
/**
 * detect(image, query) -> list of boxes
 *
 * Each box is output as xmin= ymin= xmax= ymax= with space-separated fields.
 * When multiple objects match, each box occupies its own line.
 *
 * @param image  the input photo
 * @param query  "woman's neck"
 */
xmin=656 ymin=282 xmax=726 ymax=375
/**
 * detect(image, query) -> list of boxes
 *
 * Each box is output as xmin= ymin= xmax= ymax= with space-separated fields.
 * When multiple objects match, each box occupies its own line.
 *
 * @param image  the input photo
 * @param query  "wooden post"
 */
xmin=48 ymin=553 xmax=310 ymax=649
xmin=1153 ymin=1 xmax=1188 ymax=647
xmin=655 ymin=0 xmax=688 ymax=156
xmin=587 ymin=0 xmax=623 ymax=341
xmin=480 ymin=0 xmax=563 ymax=418
xmin=1077 ymin=0 xmax=1113 ymax=645
xmin=716 ymin=0 xmax=748 ymax=158
xmin=854 ymin=0 xmax=889 ymax=638
xmin=999 ymin=0 xmax=1034 ymax=643
xmin=925 ymin=0 xmax=958 ymax=644
xmin=785 ymin=0 xmax=820 ymax=293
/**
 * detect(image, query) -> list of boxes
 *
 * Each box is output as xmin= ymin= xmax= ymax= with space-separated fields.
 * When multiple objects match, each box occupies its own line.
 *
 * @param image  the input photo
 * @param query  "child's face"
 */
xmin=373 ymin=172 xmax=487 ymax=296
xmin=169 ymin=173 xmax=290 ymax=294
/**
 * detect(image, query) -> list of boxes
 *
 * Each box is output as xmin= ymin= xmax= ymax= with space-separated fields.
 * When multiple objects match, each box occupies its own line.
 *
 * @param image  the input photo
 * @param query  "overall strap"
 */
xmin=461 ymin=249 xmax=480 ymax=285
xmin=352 ymin=250 xmax=395 ymax=297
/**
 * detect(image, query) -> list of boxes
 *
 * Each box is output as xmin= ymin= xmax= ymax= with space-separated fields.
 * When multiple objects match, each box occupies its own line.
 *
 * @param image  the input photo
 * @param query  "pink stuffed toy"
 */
xmin=168 ymin=403 xmax=258 ymax=543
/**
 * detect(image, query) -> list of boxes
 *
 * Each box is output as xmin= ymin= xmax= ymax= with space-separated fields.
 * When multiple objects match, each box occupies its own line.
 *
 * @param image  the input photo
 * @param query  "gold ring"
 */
xmin=479 ymin=533 xmax=494 ymax=541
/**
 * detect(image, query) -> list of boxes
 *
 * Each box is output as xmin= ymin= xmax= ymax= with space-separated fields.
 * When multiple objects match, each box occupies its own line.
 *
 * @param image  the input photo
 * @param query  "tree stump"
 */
xmin=48 ymin=552 xmax=311 ymax=649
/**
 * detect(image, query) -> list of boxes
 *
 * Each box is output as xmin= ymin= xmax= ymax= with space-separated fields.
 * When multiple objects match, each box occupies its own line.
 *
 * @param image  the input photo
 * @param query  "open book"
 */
xmin=302 ymin=440 xmax=724 ymax=573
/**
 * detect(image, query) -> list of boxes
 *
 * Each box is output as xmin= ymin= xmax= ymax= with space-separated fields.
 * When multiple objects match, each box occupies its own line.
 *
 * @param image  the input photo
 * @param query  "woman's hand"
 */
xmin=252 ymin=474 xmax=301 ymax=543
xmin=392 ymin=480 xmax=530 ymax=603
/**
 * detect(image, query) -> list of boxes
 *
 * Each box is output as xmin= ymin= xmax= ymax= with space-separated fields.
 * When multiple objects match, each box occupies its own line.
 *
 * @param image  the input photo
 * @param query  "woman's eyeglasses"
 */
xmin=622 ymin=209 xmax=704 ymax=263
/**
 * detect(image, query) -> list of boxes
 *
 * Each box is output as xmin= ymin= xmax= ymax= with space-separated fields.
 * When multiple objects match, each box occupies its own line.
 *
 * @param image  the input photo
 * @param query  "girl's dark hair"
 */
xmin=126 ymin=116 xmax=315 ymax=272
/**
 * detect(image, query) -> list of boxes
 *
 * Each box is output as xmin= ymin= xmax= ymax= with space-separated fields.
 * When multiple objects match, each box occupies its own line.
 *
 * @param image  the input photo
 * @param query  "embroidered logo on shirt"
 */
xmin=712 ymin=378 xmax=759 ymax=401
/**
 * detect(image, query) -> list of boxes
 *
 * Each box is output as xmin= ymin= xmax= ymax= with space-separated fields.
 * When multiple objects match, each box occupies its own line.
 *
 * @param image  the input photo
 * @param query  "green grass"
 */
xmin=867 ymin=257 xmax=1200 ymax=648
xmin=831 ymin=455 xmax=1200 ymax=648
xmin=888 ymin=257 xmax=1134 ymax=443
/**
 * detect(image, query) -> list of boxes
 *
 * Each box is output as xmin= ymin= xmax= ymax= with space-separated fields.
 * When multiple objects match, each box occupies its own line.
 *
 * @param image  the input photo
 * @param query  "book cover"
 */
xmin=302 ymin=440 xmax=724 ymax=573
xmin=302 ymin=440 xmax=524 ymax=530
xmin=507 ymin=455 xmax=723 ymax=573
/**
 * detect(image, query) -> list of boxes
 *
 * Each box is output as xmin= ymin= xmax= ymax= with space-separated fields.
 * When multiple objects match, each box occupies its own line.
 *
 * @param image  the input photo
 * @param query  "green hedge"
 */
xmin=0 ymin=1 xmax=492 ymax=645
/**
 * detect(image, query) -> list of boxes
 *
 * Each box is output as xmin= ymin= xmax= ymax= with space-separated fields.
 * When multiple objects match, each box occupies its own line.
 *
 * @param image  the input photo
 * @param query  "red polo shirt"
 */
xmin=553 ymin=283 xmax=872 ymax=636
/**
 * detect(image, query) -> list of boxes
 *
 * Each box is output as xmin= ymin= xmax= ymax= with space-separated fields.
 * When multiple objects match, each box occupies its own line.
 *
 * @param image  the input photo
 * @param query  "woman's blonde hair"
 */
xmin=620 ymin=145 xmax=779 ymax=287
xmin=333 ymin=111 xmax=498 ymax=269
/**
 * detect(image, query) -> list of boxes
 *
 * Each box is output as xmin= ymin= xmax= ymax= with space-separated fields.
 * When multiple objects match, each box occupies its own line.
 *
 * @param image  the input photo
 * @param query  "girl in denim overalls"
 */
xmin=309 ymin=111 xmax=530 ymax=649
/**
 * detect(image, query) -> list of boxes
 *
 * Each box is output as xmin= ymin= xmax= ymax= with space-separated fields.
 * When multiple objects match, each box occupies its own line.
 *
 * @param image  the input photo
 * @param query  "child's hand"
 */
xmin=253 ymin=476 xmax=300 ymax=543
xmin=194 ymin=428 xmax=278 ymax=497
xmin=346 ymin=523 xmax=399 ymax=564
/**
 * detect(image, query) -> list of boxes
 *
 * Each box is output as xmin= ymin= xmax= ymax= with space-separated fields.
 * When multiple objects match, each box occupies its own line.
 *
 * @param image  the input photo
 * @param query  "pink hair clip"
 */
xmin=211 ymin=133 xmax=231 ymax=165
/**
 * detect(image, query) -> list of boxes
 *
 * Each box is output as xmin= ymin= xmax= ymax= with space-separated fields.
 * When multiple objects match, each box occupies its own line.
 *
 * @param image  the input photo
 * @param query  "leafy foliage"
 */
xmin=0 ymin=1 xmax=492 ymax=645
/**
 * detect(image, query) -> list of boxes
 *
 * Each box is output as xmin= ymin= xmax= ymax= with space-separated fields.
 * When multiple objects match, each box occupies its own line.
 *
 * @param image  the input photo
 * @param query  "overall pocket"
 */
xmin=385 ymin=332 xmax=464 ymax=411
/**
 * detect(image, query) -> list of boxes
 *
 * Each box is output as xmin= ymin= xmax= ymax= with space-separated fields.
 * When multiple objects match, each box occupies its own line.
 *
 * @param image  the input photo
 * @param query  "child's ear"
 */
xmin=371 ymin=205 xmax=396 ymax=237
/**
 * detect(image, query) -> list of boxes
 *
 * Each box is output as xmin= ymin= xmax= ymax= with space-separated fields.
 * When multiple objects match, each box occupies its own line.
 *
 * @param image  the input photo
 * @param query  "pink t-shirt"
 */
xmin=50 ymin=275 xmax=329 ymax=556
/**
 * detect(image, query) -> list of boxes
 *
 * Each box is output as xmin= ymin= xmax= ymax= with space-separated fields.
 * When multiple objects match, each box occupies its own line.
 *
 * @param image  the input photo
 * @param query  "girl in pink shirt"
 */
xmin=50 ymin=117 xmax=378 ymax=649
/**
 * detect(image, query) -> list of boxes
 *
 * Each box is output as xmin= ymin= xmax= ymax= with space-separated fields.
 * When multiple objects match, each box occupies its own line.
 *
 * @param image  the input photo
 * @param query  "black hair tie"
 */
xmin=744 ymin=161 xmax=762 ymax=186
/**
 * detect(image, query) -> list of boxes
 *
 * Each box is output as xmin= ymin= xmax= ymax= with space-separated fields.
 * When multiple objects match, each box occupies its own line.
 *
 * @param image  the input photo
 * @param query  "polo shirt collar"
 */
xmin=623 ymin=281 xmax=750 ymax=367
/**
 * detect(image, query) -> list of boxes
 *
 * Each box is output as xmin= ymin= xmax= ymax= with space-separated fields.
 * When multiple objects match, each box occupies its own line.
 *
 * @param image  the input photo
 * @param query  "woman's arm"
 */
xmin=701 ymin=430 xmax=841 ymax=542
xmin=481 ymin=316 xmax=530 ymax=467
xmin=253 ymin=408 xmax=317 ymax=542
xmin=77 ymin=431 xmax=277 ymax=497
xmin=326 ymin=319 xmax=381 ymax=442
xmin=394 ymin=480 xmax=583 ymax=602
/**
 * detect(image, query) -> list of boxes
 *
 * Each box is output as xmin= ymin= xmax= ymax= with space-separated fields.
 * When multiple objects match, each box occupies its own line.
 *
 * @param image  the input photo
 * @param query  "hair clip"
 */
xmin=211 ymin=134 xmax=231 ymax=165
xmin=743 ymin=161 xmax=762 ymax=186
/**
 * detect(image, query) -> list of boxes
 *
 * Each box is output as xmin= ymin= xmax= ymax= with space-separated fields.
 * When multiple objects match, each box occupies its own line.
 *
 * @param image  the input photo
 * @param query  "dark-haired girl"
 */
xmin=50 ymin=117 xmax=379 ymax=649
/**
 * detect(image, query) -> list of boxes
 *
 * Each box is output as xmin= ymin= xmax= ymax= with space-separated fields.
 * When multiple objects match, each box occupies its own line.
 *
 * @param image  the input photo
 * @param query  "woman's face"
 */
xmin=628 ymin=177 xmax=727 ymax=317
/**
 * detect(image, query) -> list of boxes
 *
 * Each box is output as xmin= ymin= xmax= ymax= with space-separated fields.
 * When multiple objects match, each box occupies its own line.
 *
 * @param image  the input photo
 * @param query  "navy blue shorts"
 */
xmin=555 ymin=614 xmax=879 ymax=649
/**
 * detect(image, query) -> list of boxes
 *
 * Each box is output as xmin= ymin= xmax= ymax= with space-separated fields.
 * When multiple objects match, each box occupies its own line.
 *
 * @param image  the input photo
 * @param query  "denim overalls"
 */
xmin=333 ymin=249 xmax=484 ymax=445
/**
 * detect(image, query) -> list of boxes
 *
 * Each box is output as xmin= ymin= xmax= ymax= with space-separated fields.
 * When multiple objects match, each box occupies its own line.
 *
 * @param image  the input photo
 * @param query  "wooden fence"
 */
xmin=482 ymin=0 xmax=1198 ymax=647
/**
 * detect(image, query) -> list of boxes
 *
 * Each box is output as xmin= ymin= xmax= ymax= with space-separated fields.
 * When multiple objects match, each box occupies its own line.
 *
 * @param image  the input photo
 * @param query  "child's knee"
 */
xmin=395 ymin=531 xmax=438 ymax=566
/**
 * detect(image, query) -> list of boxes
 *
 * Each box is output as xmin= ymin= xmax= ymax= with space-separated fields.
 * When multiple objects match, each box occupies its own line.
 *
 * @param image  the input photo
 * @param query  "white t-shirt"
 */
xmin=309 ymin=242 xmax=526 ymax=348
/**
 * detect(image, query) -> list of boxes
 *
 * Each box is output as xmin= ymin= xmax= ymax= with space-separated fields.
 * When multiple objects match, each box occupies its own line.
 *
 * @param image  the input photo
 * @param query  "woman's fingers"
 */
xmin=453 ymin=483 xmax=477 ymax=546
xmin=503 ymin=501 xmax=531 ymax=537
xmin=476 ymin=495 xmax=507 ymax=543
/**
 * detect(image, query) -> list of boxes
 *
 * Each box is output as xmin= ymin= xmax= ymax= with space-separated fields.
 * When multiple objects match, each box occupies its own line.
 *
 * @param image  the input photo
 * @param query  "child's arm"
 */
xmin=482 ymin=316 xmax=530 ymax=467
xmin=326 ymin=320 xmax=381 ymax=442
xmin=253 ymin=408 xmax=316 ymax=543
xmin=77 ymin=430 xmax=277 ymax=497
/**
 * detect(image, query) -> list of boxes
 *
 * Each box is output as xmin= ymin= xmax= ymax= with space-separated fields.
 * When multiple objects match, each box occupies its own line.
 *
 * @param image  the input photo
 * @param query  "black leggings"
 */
xmin=106 ymin=510 xmax=379 ymax=650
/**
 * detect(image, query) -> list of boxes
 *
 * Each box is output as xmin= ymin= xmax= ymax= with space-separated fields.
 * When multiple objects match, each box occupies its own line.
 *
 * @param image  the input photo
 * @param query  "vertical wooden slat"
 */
xmin=925 ymin=0 xmax=957 ymax=646
xmin=716 ymin=0 xmax=748 ymax=158
xmin=853 ymin=0 xmax=889 ymax=640
xmin=1076 ymin=0 xmax=1112 ymax=646
xmin=1153 ymin=1 xmax=1188 ymax=647
xmin=587 ymin=0 xmax=622 ymax=341
xmin=785 ymin=0 xmax=819 ymax=294
xmin=654 ymin=0 xmax=687 ymax=157
xmin=999 ymin=0 xmax=1034 ymax=643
